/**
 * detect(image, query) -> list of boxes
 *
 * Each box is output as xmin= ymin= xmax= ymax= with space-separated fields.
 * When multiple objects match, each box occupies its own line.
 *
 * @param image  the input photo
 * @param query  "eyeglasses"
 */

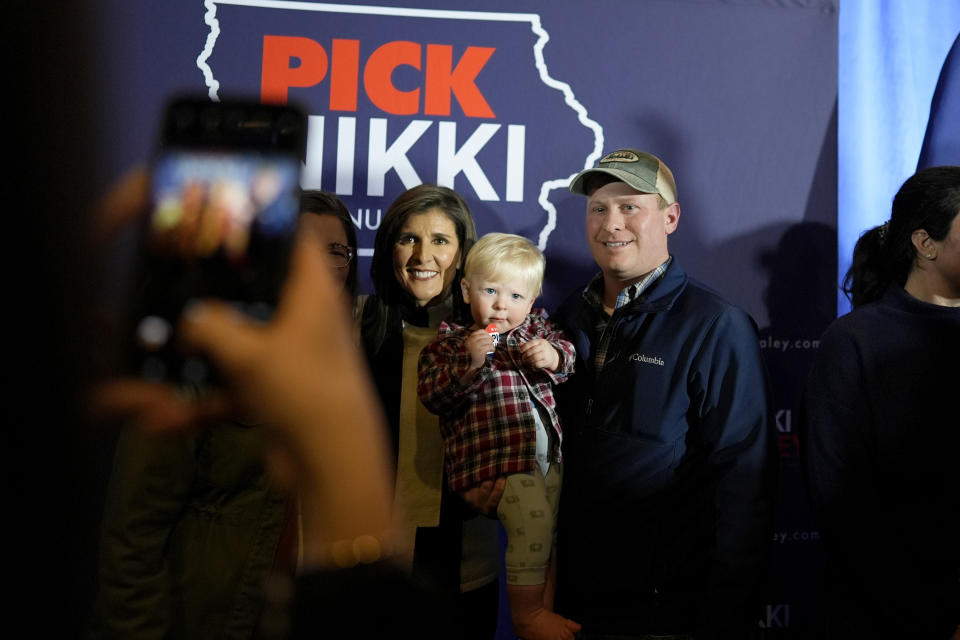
xmin=327 ymin=243 xmax=354 ymax=269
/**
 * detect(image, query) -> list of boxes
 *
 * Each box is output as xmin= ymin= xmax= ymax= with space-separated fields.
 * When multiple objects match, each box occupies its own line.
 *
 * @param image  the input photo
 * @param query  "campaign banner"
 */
xmin=105 ymin=0 xmax=838 ymax=322
xmin=198 ymin=1 xmax=602 ymax=293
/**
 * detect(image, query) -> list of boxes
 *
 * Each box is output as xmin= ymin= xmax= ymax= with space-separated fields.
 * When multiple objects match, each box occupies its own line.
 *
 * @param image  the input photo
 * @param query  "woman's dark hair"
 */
xmin=842 ymin=165 xmax=960 ymax=307
xmin=362 ymin=184 xmax=477 ymax=354
xmin=299 ymin=190 xmax=359 ymax=299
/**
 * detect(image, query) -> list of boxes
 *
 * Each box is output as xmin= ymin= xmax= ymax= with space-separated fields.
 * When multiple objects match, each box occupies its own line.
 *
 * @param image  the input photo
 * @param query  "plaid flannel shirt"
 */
xmin=417 ymin=309 xmax=576 ymax=492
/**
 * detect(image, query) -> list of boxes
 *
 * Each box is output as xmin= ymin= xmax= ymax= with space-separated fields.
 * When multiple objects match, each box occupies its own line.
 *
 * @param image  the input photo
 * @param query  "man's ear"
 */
xmin=910 ymin=228 xmax=936 ymax=259
xmin=460 ymin=278 xmax=471 ymax=303
xmin=664 ymin=202 xmax=681 ymax=235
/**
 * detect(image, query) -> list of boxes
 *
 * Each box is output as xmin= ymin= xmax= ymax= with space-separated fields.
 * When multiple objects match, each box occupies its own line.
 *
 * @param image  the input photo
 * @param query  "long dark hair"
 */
xmin=299 ymin=190 xmax=359 ymax=299
xmin=843 ymin=166 xmax=960 ymax=307
xmin=362 ymin=184 xmax=477 ymax=355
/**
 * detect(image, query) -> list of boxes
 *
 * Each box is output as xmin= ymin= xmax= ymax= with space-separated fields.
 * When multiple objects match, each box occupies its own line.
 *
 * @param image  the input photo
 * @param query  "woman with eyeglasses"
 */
xmin=297 ymin=190 xmax=359 ymax=304
xmin=359 ymin=184 xmax=501 ymax=640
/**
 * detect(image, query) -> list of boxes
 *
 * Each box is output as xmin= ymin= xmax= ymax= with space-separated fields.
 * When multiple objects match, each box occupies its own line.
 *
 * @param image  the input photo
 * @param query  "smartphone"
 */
xmin=125 ymin=96 xmax=307 ymax=386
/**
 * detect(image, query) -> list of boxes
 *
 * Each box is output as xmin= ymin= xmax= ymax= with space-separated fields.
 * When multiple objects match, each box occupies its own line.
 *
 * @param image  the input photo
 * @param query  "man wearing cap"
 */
xmin=551 ymin=149 xmax=775 ymax=639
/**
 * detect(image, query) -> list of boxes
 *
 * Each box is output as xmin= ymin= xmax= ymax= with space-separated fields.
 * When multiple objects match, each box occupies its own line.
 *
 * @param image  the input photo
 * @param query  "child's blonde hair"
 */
xmin=463 ymin=232 xmax=545 ymax=296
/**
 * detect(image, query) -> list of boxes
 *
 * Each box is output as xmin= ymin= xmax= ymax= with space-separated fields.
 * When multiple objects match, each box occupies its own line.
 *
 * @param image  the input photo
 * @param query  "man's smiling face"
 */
xmin=585 ymin=179 xmax=679 ymax=289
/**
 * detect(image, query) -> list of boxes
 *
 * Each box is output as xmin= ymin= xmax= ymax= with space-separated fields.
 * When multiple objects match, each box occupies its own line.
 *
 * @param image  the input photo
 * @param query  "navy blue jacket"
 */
xmin=553 ymin=259 xmax=775 ymax=638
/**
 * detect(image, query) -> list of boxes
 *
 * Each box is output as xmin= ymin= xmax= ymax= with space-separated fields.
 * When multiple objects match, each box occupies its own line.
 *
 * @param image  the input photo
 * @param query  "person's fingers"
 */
xmin=274 ymin=233 xmax=351 ymax=335
xmin=485 ymin=476 xmax=506 ymax=512
xmin=86 ymin=379 xmax=203 ymax=432
xmin=179 ymin=300 xmax=265 ymax=380
xmin=461 ymin=478 xmax=506 ymax=515
xmin=95 ymin=167 xmax=149 ymax=242
xmin=460 ymin=481 xmax=489 ymax=514
xmin=519 ymin=344 xmax=540 ymax=362
xmin=186 ymin=391 xmax=236 ymax=427
xmin=135 ymin=391 xmax=234 ymax=433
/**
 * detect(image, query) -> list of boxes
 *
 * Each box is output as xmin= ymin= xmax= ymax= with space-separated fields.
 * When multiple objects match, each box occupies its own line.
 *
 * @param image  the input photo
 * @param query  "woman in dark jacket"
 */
xmin=360 ymin=184 xmax=501 ymax=640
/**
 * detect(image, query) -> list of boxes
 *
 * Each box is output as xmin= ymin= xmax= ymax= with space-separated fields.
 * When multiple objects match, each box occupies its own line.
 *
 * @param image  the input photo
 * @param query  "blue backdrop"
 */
xmin=91 ymin=2 xmax=836 ymax=637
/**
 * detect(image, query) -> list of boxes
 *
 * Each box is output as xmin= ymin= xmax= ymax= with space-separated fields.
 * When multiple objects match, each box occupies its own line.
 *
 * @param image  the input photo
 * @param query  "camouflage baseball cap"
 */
xmin=569 ymin=149 xmax=677 ymax=204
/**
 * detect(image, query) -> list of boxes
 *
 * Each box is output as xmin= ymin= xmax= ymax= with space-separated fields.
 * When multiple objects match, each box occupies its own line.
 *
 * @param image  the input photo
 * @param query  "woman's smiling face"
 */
xmin=392 ymin=208 xmax=461 ymax=307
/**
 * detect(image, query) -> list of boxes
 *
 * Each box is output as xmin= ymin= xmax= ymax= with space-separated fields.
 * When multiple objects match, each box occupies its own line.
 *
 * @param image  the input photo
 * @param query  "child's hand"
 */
xmin=519 ymin=338 xmax=561 ymax=371
xmin=464 ymin=328 xmax=495 ymax=370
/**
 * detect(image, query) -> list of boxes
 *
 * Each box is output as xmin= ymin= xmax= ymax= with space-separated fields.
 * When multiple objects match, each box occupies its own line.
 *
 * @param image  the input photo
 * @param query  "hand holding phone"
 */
xmin=125 ymin=96 xmax=307 ymax=386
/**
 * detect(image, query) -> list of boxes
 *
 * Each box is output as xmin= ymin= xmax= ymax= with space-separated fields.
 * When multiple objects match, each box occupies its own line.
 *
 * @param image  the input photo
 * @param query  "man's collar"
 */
xmin=583 ymin=256 xmax=673 ymax=311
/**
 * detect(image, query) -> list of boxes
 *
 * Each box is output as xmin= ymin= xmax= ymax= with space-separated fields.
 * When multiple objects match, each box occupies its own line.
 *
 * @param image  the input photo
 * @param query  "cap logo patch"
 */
xmin=600 ymin=150 xmax=640 ymax=163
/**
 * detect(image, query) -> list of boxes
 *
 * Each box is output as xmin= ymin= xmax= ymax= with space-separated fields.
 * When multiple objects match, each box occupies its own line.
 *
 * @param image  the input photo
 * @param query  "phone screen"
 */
xmin=129 ymin=147 xmax=301 ymax=385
